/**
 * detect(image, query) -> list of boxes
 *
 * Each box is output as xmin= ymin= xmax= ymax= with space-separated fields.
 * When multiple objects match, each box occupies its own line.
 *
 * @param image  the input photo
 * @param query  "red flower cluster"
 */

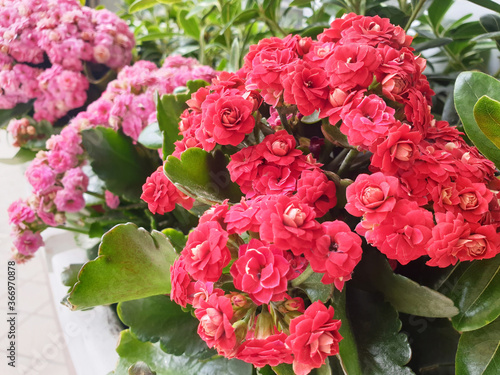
xmin=168 ymin=12 xmax=500 ymax=373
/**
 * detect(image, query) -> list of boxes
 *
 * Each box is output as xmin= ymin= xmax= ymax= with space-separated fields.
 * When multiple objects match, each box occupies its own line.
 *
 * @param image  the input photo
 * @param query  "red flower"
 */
xmin=325 ymin=44 xmax=382 ymax=90
xmin=170 ymin=256 xmax=193 ymax=308
xmin=427 ymin=212 xmax=500 ymax=267
xmin=285 ymin=301 xmax=342 ymax=375
xmin=230 ymin=239 xmax=290 ymax=305
xmin=199 ymin=200 xmax=230 ymax=228
xmin=236 ymin=332 xmax=293 ymax=367
xmin=202 ymin=90 xmax=255 ymax=146
xmin=141 ymin=166 xmax=194 ymax=214
xmin=181 ymin=221 xmax=231 ymax=282
xmin=307 ymin=220 xmax=363 ymax=290
xmin=346 ymin=172 xmax=401 ymax=223
xmin=363 ymin=199 xmax=433 ymax=265
xmin=296 ymin=169 xmax=337 ymax=217
xmin=195 ymin=293 xmax=237 ymax=354
xmin=282 ymin=61 xmax=329 ymax=116
xmin=258 ymin=195 xmax=322 ymax=255
xmin=225 ymin=197 xmax=264 ymax=234
xmin=340 ymin=94 xmax=396 ymax=149
xmin=256 ymin=130 xmax=302 ymax=166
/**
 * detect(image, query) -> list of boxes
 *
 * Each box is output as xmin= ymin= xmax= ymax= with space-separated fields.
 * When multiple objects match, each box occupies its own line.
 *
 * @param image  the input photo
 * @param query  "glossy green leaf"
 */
xmin=64 ymin=224 xmax=178 ymax=310
xmin=137 ymin=32 xmax=174 ymax=43
xmin=271 ymin=364 xmax=295 ymax=375
xmin=164 ymin=147 xmax=243 ymax=204
xmin=428 ymin=0 xmax=453 ymax=30
xmin=347 ymin=287 xmax=414 ymax=375
xmin=232 ymin=9 xmax=259 ymax=25
xmin=332 ymin=289 xmax=362 ymax=375
xmin=112 ymin=330 xmax=252 ymax=375
xmin=156 ymin=0 xmax=184 ymax=3
xmin=0 ymin=101 xmax=33 ymax=128
xmin=296 ymin=272 xmax=333 ymax=303
xmin=354 ymin=249 xmax=459 ymax=318
xmin=290 ymin=0 xmax=312 ymax=6
xmin=454 ymin=71 xmax=500 ymax=168
xmin=400 ymin=314 xmax=459 ymax=375
xmin=81 ymin=127 xmax=160 ymax=201
xmin=161 ymin=228 xmax=187 ymax=253
xmin=61 ymin=264 xmax=84 ymax=288
xmin=321 ymin=123 xmax=352 ymax=149
xmin=456 ymin=317 xmax=500 ymax=375
xmin=177 ymin=9 xmax=200 ymax=40
xmin=118 ymin=295 xmax=210 ymax=357
xmin=129 ymin=0 xmax=158 ymax=13
xmin=157 ymin=92 xmax=189 ymax=159
xmin=446 ymin=256 xmax=500 ymax=332
xmin=480 ymin=14 xmax=500 ymax=49
xmin=413 ymin=38 xmax=453 ymax=52
xmin=474 ymin=95 xmax=500 ymax=148
xmin=465 ymin=0 xmax=500 ymax=13
xmin=138 ymin=122 xmax=163 ymax=149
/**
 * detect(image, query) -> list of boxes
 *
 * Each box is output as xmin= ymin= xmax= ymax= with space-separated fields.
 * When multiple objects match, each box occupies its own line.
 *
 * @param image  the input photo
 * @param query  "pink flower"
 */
xmin=8 ymin=199 xmax=35 ymax=227
xmin=286 ymin=301 xmax=342 ymax=375
xmin=54 ymin=188 xmax=86 ymax=213
xmin=308 ymin=220 xmax=363 ymax=290
xmin=26 ymin=162 xmax=57 ymax=193
xmin=225 ymin=197 xmax=264 ymax=234
xmin=346 ymin=172 xmax=401 ymax=223
xmin=12 ymin=230 xmax=44 ymax=256
xmin=230 ymin=239 xmax=290 ymax=305
xmin=47 ymin=150 xmax=78 ymax=174
xmin=61 ymin=168 xmax=89 ymax=191
xmin=296 ymin=169 xmax=337 ymax=217
xmin=141 ymin=166 xmax=194 ymax=214
xmin=255 ymin=130 xmax=303 ymax=166
xmin=170 ymin=256 xmax=194 ymax=308
xmin=104 ymin=190 xmax=120 ymax=209
xmin=195 ymin=293 xmax=237 ymax=354
xmin=181 ymin=221 xmax=231 ymax=282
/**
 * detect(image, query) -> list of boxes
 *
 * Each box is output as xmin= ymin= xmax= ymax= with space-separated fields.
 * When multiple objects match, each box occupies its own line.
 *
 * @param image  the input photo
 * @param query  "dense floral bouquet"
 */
xmin=135 ymin=12 xmax=500 ymax=374
xmin=7 ymin=55 xmax=216 ymax=260
xmin=0 ymin=0 xmax=134 ymax=131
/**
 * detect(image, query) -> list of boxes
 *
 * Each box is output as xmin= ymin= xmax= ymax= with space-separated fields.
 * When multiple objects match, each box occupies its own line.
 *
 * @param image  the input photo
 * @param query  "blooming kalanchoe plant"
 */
xmin=0 ymin=0 xmax=135 ymax=128
xmin=8 ymin=57 xmax=216 ymax=259
xmin=166 ymin=13 xmax=500 ymax=373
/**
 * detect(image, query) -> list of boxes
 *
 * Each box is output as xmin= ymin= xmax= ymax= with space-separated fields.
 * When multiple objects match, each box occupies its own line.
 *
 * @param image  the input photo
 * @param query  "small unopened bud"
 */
xmin=232 ymin=320 xmax=248 ymax=343
xmin=254 ymin=310 xmax=275 ymax=340
xmin=26 ymin=126 xmax=36 ymax=136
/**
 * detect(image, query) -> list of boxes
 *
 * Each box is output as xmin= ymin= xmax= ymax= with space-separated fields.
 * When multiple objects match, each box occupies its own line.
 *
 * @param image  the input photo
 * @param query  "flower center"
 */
xmin=459 ymin=192 xmax=478 ymax=210
xmin=271 ymin=140 xmax=289 ymax=156
xmin=361 ymin=186 xmax=384 ymax=207
xmin=283 ymin=204 xmax=306 ymax=227
xmin=391 ymin=143 xmax=413 ymax=161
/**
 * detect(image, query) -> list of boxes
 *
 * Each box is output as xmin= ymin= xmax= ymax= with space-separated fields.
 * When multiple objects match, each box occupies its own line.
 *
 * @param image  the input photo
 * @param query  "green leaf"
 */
xmin=164 ymin=147 xmax=243 ymax=204
xmin=413 ymin=38 xmax=453 ymax=52
xmin=129 ymin=0 xmax=158 ymax=13
xmin=112 ymin=330 xmax=252 ymax=375
xmin=161 ymin=228 xmax=187 ymax=253
xmin=138 ymin=122 xmax=163 ymax=149
xmin=0 ymin=148 xmax=37 ymax=165
xmin=353 ymin=249 xmax=459 ymax=318
xmin=454 ymin=71 xmax=500 ymax=168
xmin=177 ymin=9 xmax=200 ymax=40
xmin=137 ymin=32 xmax=174 ymax=43
xmin=228 ymin=37 xmax=241 ymax=72
xmin=61 ymin=264 xmax=84 ymax=288
xmin=64 ymin=224 xmax=178 ymax=310
xmin=81 ymin=127 xmax=160 ymax=201
xmin=301 ymin=111 xmax=321 ymax=124
xmin=428 ymin=0 xmax=453 ymax=30
xmin=321 ymin=122 xmax=352 ymax=149
xmin=232 ymin=9 xmax=260 ymax=25
xmin=117 ymin=295 xmax=210 ymax=356
xmin=297 ymin=272 xmax=333 ymax=303
xmin=271 ymin=364 xmax=295 ymax=375
xmin=332 ymin=288 xmax=363 ymax=375
xmin=346 ymin=287 xmax=414 ymax=375
xmin=465 ymin=0 xmax=500 ymax=13
xmin=156 ymin=0 xmax=183 ymax=3
xmin=290 ymin=0 xmax=312 ymax=6
xmin=474 ymin=95 xmax=500 ymax=148
xmin=456 ymin=317 xmax=500 ymax=375
xmin=445 ymin=256 xmax=500 ymax=332
xmin=157 ymin=92 xmax=188 ymax=159
xmin=480 ymin=14 xmax=500 ymax=49
xmin=128 ymin=362 xmax=156 ymax=375
xmin=400 ymin=314 xmax=459 ymax=375
xmin=300 ymin=25 xmax=328 ymax=38
xmin=0 ymin=101 xmax=33 ymax=128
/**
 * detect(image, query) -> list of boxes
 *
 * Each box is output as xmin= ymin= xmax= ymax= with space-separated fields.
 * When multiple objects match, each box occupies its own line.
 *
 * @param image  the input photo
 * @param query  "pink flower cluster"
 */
xmin=0 ymin=0 xmax=134 ymax=124
xmin=168 ymin=13 xmax=500 ymax=373
xmin=8 ymin=57 xmax=216 ymax=258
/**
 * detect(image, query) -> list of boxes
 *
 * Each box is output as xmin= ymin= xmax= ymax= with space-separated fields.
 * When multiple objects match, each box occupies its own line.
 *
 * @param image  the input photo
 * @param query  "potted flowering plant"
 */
xmin=61 ymin=9 xmax=500 ymax=375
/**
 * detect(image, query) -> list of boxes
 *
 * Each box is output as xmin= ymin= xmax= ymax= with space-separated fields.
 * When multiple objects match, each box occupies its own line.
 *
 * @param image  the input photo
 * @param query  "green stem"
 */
xmin=337 ymin=149 xmax=360 ymax=177
xmin=55 ymin=226 xmax=89 ymax=235
xmin=291 ymin=264 xmax=314 ymax=287
xmin=277 ymin=107 xmax=294 ymax=135
xmin=404 ymin=0 xmax=428 ymax=32
xmin=85 ymin=191 xmax=105 ymax=199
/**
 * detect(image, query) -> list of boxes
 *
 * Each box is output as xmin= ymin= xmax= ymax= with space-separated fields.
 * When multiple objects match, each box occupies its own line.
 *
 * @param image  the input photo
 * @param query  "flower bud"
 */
xmin=254 ymin=310 xmax=275 ymax=340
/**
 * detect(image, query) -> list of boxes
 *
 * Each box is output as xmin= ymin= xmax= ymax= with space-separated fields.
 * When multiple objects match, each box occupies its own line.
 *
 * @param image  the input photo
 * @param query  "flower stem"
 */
xmin=277 ymin=107 xmax=293 ymax=135
xmin=337 ymin=149 xmax=360 ymax=177
xmin=404 ymin=0 xmax=428 ymax=32
xmin=55 ymin=226 xmax=89 ymax=235
xmin=85 ymin=191 xmax=105 ymax=199
xmin=291 ymin=264 xmax=314 ymax=288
